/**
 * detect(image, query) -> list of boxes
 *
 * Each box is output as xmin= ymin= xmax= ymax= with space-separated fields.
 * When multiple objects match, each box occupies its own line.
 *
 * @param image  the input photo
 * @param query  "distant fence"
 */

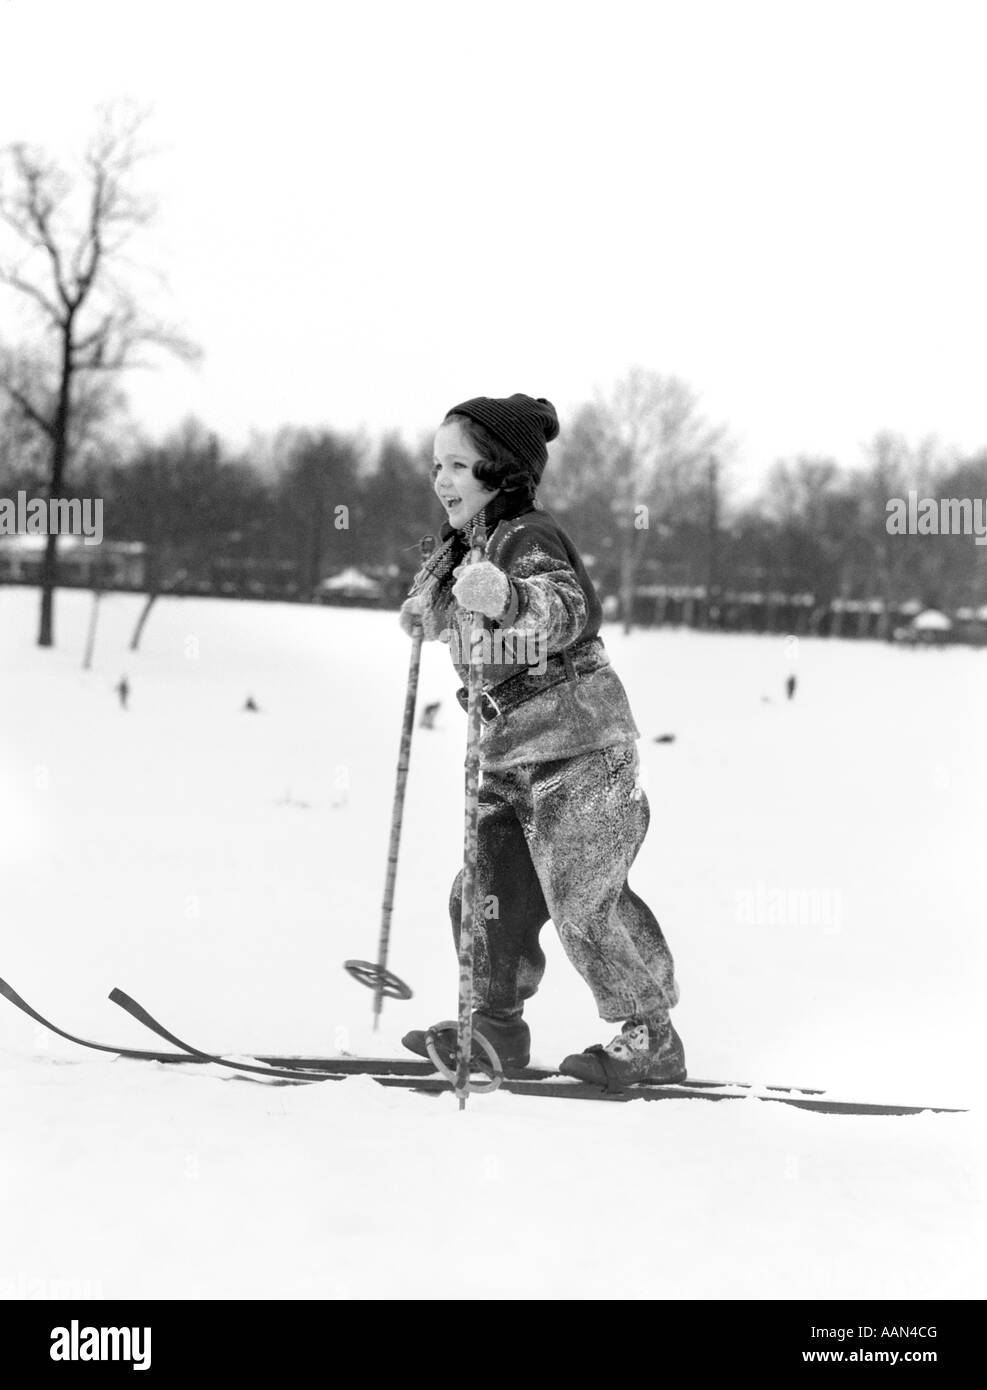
xmin=2 ymin=549 xmax=984 ymax=642
xmin=622 ymin=587 xmax=986 ymax=644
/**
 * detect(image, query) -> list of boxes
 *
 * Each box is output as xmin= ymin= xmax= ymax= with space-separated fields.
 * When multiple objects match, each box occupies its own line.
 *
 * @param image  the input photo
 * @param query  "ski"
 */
xmin=106 ymin=986 xmax=831 ymax=1098
xmin=103 ymin=987 xmax=970 ymax=1114
xmin=107 ymin=988 xmax=344 ymax=1083
xmin=0 ymin=973 xmax=192 ymax=1066
xmin=371 ymin=1075 xmax=964 ymax=1115
xmin=249 ymin=1057 xmax=826 ymax=1094
xmin=0 ymin=974 xmax=340 ymax=1084
xmin=0 ymin=973 xmax=816 ymax=1093
xmin=0 ymin=974 xmax=967 ymax=1114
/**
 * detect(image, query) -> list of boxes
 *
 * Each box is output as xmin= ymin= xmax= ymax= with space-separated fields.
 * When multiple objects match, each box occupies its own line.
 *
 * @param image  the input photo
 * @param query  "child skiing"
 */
xmin=399 ymin=393 xmax=685 ymax=1088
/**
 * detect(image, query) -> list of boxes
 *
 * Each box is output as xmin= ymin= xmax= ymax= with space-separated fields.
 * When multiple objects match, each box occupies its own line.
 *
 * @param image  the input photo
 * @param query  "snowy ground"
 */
xmin=1 ymin=585 xmax=984 ymax=1300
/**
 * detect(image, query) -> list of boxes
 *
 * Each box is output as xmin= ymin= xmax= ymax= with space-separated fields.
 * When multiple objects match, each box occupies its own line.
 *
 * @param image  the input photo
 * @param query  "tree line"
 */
xmin=2 ymin=107 xmax=985 ymax=645
xmin=2 ymin=397 xmax=985 ymax=625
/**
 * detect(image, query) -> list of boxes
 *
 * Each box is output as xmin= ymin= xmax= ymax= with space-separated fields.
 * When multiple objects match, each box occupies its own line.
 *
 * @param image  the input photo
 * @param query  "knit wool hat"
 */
xmin=446 ymin=393 xmax=560 ymax=485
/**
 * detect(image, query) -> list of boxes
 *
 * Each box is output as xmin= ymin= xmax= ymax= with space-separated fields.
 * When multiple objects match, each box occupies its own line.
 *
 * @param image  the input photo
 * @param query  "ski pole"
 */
xmin=344 ymin=536 xmax=434 ymax=1023
xmin=455 ymin=511 xmax=488 ymax=1110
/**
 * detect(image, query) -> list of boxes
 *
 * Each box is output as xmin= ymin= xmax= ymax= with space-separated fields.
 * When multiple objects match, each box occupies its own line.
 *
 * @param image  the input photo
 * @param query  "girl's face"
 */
xmin=432 ymin=420 xmax=499 ymax=531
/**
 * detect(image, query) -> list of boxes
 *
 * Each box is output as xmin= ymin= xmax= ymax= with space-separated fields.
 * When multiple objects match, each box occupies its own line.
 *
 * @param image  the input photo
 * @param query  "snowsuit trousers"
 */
xmin=448 ymin=742 xmax=679 ymax=1024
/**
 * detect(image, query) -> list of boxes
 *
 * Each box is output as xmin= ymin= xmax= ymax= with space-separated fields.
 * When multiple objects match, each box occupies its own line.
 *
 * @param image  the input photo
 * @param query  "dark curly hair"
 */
xmin=438 ymin=411 xmax=537 ymax=500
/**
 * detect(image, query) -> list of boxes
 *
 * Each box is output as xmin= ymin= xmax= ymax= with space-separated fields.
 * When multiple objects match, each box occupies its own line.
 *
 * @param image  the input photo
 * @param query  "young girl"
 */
xmin=399 ymin=393 xmax=685 ymax=1089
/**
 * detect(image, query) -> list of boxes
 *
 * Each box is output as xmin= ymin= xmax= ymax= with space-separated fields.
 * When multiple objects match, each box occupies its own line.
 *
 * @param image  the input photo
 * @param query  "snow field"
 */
xmin=1 ymin=587 xmax=984 ymax=1298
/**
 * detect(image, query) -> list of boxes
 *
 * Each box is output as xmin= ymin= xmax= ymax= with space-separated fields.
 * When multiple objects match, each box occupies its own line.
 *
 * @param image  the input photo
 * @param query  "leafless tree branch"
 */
xmin=7 ymin=146 xmax=73 ymax=309
xmin=0 ymin=265 xmax=62 ymax=325
xmin=0 ymin=103 xmax=199 ymax=645
xmin=0 ymin=370 xmax=55 ymax=439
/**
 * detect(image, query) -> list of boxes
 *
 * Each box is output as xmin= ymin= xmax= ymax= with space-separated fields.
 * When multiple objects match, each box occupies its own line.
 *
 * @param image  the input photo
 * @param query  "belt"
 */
xmin=455 ymin=638 xmax=601 ymax=725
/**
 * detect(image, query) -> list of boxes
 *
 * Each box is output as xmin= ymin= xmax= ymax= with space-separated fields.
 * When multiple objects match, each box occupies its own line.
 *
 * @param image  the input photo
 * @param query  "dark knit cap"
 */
xmin=446 ymin=393 xmax=560 ymax=483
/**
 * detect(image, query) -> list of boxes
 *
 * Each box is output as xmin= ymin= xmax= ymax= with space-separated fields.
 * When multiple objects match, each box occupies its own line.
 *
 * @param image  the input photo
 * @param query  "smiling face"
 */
xmin=432 ymin=419 xmax=499 ymax=530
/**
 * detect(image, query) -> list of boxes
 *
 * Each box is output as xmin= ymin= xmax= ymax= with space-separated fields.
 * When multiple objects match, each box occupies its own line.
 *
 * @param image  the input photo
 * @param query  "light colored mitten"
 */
xmin=398 ymin=595 xmax=424 ymax=636
xmin=451 ymin=560 xmax=511 ymax=619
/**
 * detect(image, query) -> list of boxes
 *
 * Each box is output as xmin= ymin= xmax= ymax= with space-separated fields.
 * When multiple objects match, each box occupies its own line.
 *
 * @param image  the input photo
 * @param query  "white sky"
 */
xmin=1 ymin=0 xmax=985 ymax=492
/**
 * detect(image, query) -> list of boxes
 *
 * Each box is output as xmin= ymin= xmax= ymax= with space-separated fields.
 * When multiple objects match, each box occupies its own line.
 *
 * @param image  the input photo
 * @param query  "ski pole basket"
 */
xmin=424 ymin=1021 xmax=503 ymax=1095
xmin=343 ymin=960 xmax=413 ymax=1001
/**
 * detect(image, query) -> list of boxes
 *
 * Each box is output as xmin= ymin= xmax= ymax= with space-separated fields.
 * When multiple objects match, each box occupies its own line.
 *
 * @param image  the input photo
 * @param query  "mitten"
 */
xmin=398 ymin=595 xmax=424 ymax=636
xmin=451 ymin=560 xmax=512 ymax=619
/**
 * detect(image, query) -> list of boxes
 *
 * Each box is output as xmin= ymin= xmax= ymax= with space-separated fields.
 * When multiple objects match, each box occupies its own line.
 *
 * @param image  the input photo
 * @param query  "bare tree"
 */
xmin=0 ymin=104 xmax=199 ymax=646
xmin=762 ymin=456 xmax=844 ymax=597
xmin=853 ymin=432 xmax=942 ymax=636
xmin=558 ymin=367 xmax=726 ymax=632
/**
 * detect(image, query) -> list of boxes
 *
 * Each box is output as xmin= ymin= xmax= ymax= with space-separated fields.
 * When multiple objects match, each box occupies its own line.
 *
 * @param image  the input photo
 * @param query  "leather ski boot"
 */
xmin=402 ymin=1010 xmax=531 ymax=1070
xmin=559 ymin=1017 xmax=686 ymax=1090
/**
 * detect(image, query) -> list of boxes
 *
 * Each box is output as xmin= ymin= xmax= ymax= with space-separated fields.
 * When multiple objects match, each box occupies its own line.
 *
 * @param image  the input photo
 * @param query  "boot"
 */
xmin=402 ymin=1010 xmax=531 ymax=1070
xmin=559 ymin=1017 xmax=686 ymax=1091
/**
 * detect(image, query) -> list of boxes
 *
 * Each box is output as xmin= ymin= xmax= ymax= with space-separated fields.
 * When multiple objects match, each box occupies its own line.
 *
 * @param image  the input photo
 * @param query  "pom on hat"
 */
xmin=445 ymin=393 xmax=559 ymax=483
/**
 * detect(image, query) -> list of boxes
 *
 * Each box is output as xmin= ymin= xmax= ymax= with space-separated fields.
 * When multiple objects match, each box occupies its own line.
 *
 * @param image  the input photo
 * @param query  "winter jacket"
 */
xmin=407 ymin=490 xmax=639 ymax=770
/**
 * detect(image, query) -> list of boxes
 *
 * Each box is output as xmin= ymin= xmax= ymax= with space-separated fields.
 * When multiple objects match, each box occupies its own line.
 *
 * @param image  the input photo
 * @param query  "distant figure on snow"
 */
xmin=115 ymin=676 xmax=130 ymax=710
xmin=243 ymin=695 xmax=260 ymax=712
xmin=786 ymin=674 xmax=797 ymax=701
xmin=419 ymin=700 xmax=441 ymax=729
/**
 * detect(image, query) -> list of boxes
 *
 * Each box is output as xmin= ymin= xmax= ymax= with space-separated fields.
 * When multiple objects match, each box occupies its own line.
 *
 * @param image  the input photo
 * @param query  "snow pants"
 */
xmin=448 ymin=742 xmax=679 ymax=1024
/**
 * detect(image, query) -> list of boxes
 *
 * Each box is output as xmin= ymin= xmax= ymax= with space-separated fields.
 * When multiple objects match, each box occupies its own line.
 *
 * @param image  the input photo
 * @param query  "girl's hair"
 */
xmin=441 ymin=411 xmax=536 ymax=499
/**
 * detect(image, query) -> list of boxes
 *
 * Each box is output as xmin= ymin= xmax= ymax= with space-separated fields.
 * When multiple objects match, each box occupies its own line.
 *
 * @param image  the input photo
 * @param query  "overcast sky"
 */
xmin=1 ymin=0 xmax=985 ymax=493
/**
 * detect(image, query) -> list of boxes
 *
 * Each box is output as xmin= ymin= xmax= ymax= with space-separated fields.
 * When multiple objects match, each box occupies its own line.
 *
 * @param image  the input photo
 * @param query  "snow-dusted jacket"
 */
xmin=407 ymin=490 xmax=639 ymax=770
